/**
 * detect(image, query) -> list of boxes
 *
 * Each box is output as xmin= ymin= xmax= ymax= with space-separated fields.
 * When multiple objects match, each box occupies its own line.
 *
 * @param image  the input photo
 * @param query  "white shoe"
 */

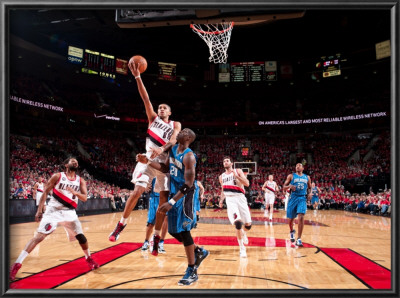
xmin=242 ymin=230 xmax=248 ymax=245
xmin=240 ymin=248 xmax=247 ymax=258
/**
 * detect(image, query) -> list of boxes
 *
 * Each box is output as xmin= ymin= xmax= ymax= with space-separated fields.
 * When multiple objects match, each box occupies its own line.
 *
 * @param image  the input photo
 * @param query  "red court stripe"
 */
xmin=320 ymin=248 xmax=391 ymax=289
xmin=165 ymin=236 xmax=314 ymax=248
xmin=10 ymin=242 xmax=141 ymax=289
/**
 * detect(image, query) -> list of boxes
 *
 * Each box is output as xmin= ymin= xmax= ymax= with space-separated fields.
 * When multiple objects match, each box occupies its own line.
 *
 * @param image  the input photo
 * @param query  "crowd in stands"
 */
xmin=9 ymin=135 xmax=128 ymax=203
xmin=9 ymin=119 xmax=391 ymax=218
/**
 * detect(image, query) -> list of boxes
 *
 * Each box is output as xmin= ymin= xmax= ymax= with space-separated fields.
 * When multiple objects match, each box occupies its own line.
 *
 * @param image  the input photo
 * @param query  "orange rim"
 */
xmin=190 ymin=22 xmax=234 ymax=35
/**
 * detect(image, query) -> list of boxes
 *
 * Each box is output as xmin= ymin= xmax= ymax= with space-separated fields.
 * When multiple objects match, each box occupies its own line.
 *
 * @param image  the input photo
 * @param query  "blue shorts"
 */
xmin=286 ymin=195 xmax=307 ymax=219
xmin=147 ymin=195 xmax=160 ymax=225
xmin=168 ymin=188 xmax=196 ymax=234
xmin=311 ymin=197 xmax=319 ymax=204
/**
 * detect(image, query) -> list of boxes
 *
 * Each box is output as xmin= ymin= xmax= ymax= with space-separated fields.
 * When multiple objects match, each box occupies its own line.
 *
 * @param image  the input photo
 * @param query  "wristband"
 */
xmin=135 ymin=75 xmax=140 ymax=79
xmin=168 ymin=199 xmax=176 ymax=206
xmin=179 ymin=183 xmax=190 ymax=195
xmin=160 ymin=146 xmax=165 ymax=152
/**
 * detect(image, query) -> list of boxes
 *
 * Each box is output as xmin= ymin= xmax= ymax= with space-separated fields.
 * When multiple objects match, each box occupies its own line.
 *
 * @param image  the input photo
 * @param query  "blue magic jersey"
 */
xmin=290 ymin=173 xmax=309 ymax=197
xmin=169 ymin=145 xmax=196 ymax=194
xmin=311 ymin=186 xmax=319 ymax=198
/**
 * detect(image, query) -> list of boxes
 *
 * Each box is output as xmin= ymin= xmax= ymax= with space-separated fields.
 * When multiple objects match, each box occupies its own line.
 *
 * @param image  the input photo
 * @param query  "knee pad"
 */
xmin=180 ymin=231 xmax=194 ymax=247
xmin=75 ymin=234 xmax=87 ymax=245
xmin=234 ymin=221 xmax=243 ymax=230
xmin=245 ymin=224 xmax=252 ymax=231
xmin=170 ymin=233 xmax=183 ymax=243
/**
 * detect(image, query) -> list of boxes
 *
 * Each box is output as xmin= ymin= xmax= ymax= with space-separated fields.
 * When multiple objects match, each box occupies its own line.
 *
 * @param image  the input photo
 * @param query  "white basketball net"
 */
xmin=190 ymin=22 xmax=234 ymax=64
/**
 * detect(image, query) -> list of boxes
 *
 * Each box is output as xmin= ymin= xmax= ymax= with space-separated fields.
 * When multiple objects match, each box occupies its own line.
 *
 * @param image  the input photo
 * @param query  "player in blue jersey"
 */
xmin=310 ymin=182 xmax=321 ymax=213
xmin=137 ymin=128 xmax=209 ymax=286
xmin=282 ymin=163 xmax=312 ymax=247
xmin=141 ymin=178 xmax=168 ymax=253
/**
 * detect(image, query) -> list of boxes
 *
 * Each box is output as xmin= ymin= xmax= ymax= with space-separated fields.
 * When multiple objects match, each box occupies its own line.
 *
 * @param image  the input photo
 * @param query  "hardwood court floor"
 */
xmin=9 ymin=208 xmax=391 ymax=290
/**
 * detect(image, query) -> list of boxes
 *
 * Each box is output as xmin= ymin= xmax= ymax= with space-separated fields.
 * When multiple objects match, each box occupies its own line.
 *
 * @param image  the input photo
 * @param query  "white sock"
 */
xmin=238 ymin=238 xmax=244 ymax=248
xmin=154 ymin=230 xmax=160 ymax=236
xmin=120 ymin=217 xmax=128 ymax=225
xmin=16 ymin=250 xmax=29 ymax=264
xmin=83 ymin=249 xmax=91 ymax=259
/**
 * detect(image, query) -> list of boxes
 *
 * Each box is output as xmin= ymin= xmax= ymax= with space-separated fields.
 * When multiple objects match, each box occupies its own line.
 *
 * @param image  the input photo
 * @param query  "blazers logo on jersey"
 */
xmin=45 ymin=223 xmax=52 ymax=231
xmin=62 ymin=177 xmax=66 ymax=181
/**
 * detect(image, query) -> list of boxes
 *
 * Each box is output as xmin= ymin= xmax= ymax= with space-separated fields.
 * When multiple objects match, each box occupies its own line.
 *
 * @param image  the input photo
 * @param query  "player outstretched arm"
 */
xmin=233 ymin=169 xmax=249 ymax=187
xmin=282 ymin=174 xmax=295 ymax=193
xmin=128 ymin=61 xmax=157 ymax=123
xmin=218 ymin=175 xmax=225 ymax=208
xmin=32 ymin=182 xmax=38 ymax=199
xmin=66 ymin=178 xmax=88 ymax=203
xmin=197 ymin=181 xmax=205 ymax=200
xmin=307 ymin=178 xmax=313 ymax=200
xmin=36 ymin=173 xmax=60 ymax=222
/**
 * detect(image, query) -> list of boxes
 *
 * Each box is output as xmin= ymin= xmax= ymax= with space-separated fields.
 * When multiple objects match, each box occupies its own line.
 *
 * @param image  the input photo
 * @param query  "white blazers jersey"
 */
xmin=221 ymin=170 xmax=245 ymax=196
xmin=36 ymin=182 xmax=44 ymax=193
xmin=146 ymin=116 xmax=175 ymax=163
xmin=35 ymin=182 xmax=45 ymax=205
xmin=48 ymin=172 xmax=81 ymax=209
xmin=264 ymin=181 xmax=277 ymax=194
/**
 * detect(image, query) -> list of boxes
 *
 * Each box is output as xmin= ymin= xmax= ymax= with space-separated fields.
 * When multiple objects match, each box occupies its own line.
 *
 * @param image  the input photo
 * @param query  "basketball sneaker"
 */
xmin=296 ymin=238 xmax=303 ymax=247
xmin=141 ymin=240 xmax=149 ymax=251
xmin=158 ymin=241 xmax=166 ymax=254
xmin=9 ymin=263 xmax=22 ymax=281
xmin=86 ymin=256 xmax=99 ymax=270
xmin=242 ymin=230 xmax=249 ymax=245
xmin=178 ymin=266 xmax=198 ymax=286
xmin=109 ymin=222 xmax=126 ymax=242
xmin=151 ymin=234 xmax=161 ymax=256
xmin=290 ymin=229 xmax=296 ymax=243
xmin=239 ymin=247 xmax=247 ymax=258
xmin=194 ymin=247 xmax=209 ymax=269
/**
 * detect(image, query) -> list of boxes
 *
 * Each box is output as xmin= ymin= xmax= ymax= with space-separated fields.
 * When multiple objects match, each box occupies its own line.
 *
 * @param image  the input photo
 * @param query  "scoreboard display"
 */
xmin=99 ymin=53 xmax=116 ymax=79
xmin=158 ymin=62 xmax=177 ymax=81
xmin=81 ymin=49 xmax=116 ymax=79
xmin=321 ymin=54 xmax=341 ymax=78
xmin=219 ymin=61 xmax=277 ymax=83
xmin=230 ymin=62 xmax=265 ymax=82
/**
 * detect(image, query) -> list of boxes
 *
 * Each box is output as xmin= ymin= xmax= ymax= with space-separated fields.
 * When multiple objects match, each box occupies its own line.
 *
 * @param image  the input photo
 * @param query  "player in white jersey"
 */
xmin=262 ymin=175 xmax=279 ymax=221
xmin=109 ymin=61 xmax=181 ymax=257
xmin=219 ymin=156 xmax=252 ymax=258
xmin=33 ymin=176 xmax=45 ymax=207
xmin=10 ymin=157 xmax=99 ymax=281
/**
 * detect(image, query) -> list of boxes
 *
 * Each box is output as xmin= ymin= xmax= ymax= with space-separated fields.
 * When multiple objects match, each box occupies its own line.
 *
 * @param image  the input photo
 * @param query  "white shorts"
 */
xmin=131 ymin=162 xmax=170 ymax=192
xmin=225 ymin=194 xmax=252 ymax=225
xmin=37 ymin=206 xmax=83 ymax=241
xmin=264 ymin=193 xmax=276 ymax=205
xmin=36 ymin=192 xmax=47 ymax=206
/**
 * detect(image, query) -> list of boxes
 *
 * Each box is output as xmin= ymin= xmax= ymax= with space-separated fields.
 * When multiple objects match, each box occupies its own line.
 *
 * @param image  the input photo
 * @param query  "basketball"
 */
xmin=129 ymin=55 xmax=147 ymax=73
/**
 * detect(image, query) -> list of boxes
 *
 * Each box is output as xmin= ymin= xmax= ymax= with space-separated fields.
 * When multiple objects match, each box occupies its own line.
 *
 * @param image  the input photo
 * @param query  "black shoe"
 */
xmin=109 ymin=222 xmax=126 ymax=242
xmin=151 ymin=235 xmax=161 ymax=256
xmin=194 ymin=247 xmax=209 ymax=269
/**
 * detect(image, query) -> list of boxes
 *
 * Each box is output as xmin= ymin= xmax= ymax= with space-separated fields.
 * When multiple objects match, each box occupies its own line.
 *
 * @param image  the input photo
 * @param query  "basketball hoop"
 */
xmin=190 ymin=22 xmax=234 ymax=64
